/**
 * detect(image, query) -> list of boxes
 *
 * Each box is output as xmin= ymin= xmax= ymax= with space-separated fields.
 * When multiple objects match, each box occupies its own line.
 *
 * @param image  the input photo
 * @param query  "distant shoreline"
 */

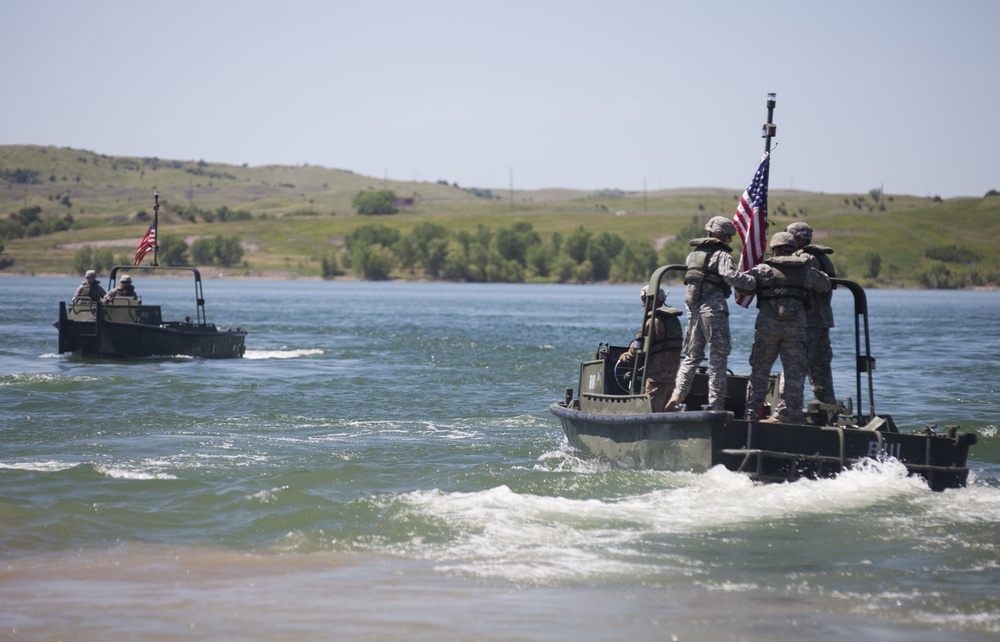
xmin=5 ymin=271 xmax=998 ymax=291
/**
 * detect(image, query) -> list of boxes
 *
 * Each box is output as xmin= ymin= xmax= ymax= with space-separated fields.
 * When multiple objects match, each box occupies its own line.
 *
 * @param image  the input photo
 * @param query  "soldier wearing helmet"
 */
xmin=664 ymin=216 xmax=756 ymax=412
xmin=742 ymin=231 xmax=831 ymax=423
xmin=775 ymin=222 xmax=838 ymax=414
xmin=618 ymin=285 xmax=683 ymax=412
xmin=104 ymin=274 xmax=140 ymax=304
xmin=73 ymin=269 xmax=107 ymax=303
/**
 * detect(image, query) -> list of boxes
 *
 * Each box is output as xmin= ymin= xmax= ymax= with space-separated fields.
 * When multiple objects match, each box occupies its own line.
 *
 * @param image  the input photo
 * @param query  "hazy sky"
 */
xmin=3 ymin=0 xmax=997 ymax=198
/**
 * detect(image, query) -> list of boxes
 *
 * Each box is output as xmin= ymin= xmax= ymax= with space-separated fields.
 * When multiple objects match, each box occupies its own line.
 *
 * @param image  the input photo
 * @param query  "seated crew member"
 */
xmin=618 ymin=285 xmax=684 ymax=412
xmin=104 ymin=274 xmax=139 ymax=304
xmin=73 ymin=269 xmax=106 ymax=303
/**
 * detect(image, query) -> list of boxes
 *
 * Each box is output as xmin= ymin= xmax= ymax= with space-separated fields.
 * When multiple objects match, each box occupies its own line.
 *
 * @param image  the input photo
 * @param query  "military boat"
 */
xmin=549 ymin=264 xmax=977 ymax=491
xmin=56 ymin=265 xmax=246 ymax=359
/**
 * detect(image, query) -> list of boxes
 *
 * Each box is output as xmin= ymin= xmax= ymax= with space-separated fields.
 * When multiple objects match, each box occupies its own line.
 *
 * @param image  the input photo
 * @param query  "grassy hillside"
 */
xmin=2 ymin=144 xmax=998 ymax=287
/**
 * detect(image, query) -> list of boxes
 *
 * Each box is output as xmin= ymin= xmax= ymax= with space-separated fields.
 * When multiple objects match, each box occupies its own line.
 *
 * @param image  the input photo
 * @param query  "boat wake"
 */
xmin=244 ymin=348 xmax=324 ymax=360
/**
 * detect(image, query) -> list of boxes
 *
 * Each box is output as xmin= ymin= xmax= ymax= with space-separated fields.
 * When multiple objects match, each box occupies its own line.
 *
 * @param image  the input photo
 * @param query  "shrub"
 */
xmin=352 ymin=189 xmax=398 ymax=216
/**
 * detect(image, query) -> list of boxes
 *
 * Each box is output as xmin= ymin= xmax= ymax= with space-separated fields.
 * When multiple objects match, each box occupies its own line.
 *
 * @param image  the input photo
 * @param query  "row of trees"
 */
xmin=1 ymin=206 xmax=74 ymax=242
xmin=324 ymin=220 xmax=663 ymax=283
xmin=72 ymin=233 xmax=244 ymax=274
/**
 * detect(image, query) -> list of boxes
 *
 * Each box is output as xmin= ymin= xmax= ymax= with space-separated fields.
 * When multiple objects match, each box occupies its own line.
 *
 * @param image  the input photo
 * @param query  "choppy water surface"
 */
xmin=2 ymin=277 xmax=998 ymax=641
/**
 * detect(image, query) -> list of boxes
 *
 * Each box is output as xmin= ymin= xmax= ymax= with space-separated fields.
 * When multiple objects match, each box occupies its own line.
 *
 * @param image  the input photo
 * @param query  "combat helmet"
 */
xmin=785 ymin=222 xmax=813 ymax=243
xmin=705 ymin=216 xmax=736 ymax=237
xmin=640 ymin=285 xmax=667 ymax=302
xmin=769 ymin=231 xmax=797 ymax=251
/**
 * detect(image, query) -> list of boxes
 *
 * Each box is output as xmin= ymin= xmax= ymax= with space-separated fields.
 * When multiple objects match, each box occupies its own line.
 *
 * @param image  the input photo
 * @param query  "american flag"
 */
xmin=732 ymin=152 xmax=770 ymax=307
xmin=133 ymin=220 xmax=156 ymax=266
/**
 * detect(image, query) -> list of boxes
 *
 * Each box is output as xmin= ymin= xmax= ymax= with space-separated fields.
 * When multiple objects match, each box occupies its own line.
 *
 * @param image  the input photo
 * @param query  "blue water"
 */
xmin=1 ymin=276 xmax=998 ymax=641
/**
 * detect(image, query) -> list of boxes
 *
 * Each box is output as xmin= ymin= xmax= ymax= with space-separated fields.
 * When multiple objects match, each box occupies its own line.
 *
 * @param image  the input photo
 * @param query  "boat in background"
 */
xmin=549 ymin=265 xmax=978 ymax=491
xmin=56 ymin=264 xmax=246 ymax=359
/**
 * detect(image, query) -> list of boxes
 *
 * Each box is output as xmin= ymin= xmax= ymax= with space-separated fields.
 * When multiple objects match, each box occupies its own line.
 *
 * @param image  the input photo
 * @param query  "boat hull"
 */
xmin=551 ymin=402 xmax=728 ymax=471
xmin=57 ymin=302 xmax=246 ymax=358
xmin=550 ymin=402 xmax=975 ymax=491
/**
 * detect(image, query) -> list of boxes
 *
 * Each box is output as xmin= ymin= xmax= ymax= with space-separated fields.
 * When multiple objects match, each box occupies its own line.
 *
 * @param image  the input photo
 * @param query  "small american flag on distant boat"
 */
xmin=133 ymin=220 xmax=156 ymax=266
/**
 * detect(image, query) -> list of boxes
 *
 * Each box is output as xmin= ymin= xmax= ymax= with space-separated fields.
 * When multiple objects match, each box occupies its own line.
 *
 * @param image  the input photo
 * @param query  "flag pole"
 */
xmin=152 ymin=192 xmax=159 ymax=267
xmin=732 ymin=94 xmax=776 ymax=308
xmin=762 ymin=92 xmax=777 ymax=154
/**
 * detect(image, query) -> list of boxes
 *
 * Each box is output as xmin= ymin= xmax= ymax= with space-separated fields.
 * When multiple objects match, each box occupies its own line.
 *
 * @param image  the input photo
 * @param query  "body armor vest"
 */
xmin=801 ymin=244 xmax=836 ymax=278
xmin=684 ymin=238 xmax=732 ymax=299
xmin=758 ymin=254 xmax=811 ymax=305
xmin=649 ymin=306 xmax=683 ymax=353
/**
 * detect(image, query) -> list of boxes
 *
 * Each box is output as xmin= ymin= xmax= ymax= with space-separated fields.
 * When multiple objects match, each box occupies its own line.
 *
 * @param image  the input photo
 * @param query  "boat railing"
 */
xmin=67 ymin=298 xmax=98 ymax=321
xmin=622 ymin=264 xmax=687 ymax=395
xmin=109 ymin=265 xmax=210 ymax=326
xmin=102 ymin=296 xmax=141 ymax=324
xmin=830 ymin=278 xmax=875 ymax=426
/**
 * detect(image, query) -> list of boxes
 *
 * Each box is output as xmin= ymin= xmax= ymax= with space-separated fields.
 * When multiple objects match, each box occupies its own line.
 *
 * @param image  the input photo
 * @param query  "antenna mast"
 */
xmin=762 ymin=93 xmax=777 ymax=153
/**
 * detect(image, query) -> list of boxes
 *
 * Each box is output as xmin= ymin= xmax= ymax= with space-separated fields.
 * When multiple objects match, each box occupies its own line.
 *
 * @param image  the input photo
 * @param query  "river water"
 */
xmin=2 ymin=276 xmax=998 ymax=641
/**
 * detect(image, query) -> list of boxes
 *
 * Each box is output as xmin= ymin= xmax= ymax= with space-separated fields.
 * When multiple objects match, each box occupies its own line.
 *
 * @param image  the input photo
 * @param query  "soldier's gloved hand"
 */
xmin=755 ymin=264 xmax=775 ymax=283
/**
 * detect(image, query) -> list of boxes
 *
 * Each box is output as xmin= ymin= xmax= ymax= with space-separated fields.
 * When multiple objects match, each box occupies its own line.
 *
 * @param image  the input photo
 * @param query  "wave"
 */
xmin=244 ymin=348 xmax=324 ymax=360
xmin=0 ymin=460 xmax=176 ymax=480
xmin=0 ymin=460 xmax=80 ymax=472
xmin=377 ymin=460 xmax=1000 ymax=585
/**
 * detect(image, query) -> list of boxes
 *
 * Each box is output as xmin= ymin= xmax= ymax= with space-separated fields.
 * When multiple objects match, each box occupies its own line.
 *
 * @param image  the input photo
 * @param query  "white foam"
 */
xmin=0 ymin=460 xmax=79 ymax=472
xmin=244 ymin=348 xmax=324 ymax=360
xmin=386 ymin=458 xmax=996 ymax=584
xmin=94 ymin=464 xmax=177 ymax=480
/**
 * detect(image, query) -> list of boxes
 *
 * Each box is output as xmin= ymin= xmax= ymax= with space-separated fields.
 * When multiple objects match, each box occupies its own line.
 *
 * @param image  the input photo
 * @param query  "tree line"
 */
xmin=322 ymin=220 xmax=678 ymax=283
xmin=72 ymin=234 xmax=244 ymax=274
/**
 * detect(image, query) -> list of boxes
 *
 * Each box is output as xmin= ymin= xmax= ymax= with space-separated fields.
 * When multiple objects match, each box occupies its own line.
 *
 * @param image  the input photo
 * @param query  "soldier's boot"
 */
xmin=759 ymin=415 xmax=786 ymax=424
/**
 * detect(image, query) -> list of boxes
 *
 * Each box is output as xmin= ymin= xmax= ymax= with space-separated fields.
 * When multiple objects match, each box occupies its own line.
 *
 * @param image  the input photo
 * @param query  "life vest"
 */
xmin=801 ymin=244 xmax=836 ymax=278
xmin=684 ymin=238 xmax=732 ymax=298
xmin=649 ymin=306 xmax=684 ymax=352
xmin=757 ymin=254 xmax=811 ymax=306
xmin=75 ymin=282 xmax=105 ymax=302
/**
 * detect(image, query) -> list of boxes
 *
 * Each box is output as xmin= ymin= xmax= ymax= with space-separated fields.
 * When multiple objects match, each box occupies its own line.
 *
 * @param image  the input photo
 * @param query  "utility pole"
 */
xmin=509 ymin=167 xmax=514 ymax=212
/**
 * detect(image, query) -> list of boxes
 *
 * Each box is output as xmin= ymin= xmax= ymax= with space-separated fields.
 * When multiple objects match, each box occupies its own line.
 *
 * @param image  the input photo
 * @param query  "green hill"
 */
xmin=2 ymin=144 xmax=998 ymax=287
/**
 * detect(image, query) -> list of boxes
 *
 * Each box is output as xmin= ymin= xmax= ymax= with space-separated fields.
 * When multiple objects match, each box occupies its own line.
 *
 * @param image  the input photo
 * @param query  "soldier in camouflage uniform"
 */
xmin=618 ymin=286 xmax=683 ymax=412
xmin=743 ymin=232 xmax=832 ymax=423
xmin=73 ymin=269 xmax=106 ymax=303
xmin=665 ymin=216 xmax=756 ymax=412
xmin=104 ymin=274 xmax=139 ymax=304
xmin=776 ymin=221 xmax=837 ymax=413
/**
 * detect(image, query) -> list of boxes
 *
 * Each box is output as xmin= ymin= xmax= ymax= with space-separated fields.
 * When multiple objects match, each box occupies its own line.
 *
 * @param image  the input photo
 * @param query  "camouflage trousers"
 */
xmin=805 ymin=326 xmax=836 ymax=404
xmin=644 ymin=351 xmax=680 ymax=412
xmin=776 ymin=326 xmax=836 ymax=416
xmin=746 ymin=324 xmax=809 ymax=422
xmin=673 ymin=310 xmax=732 ymax=410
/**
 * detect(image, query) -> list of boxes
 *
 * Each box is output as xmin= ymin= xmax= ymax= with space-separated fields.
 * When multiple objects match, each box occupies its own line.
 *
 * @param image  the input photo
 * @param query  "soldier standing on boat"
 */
xmin=779 ymin=221 xmax=837 ymax=411
xmin=618 ymin=285 xmax=684 ymax=412
xmin=665 ymin=216 xmax=756 ymax=412
xmin=743 ymin=231 xmax=831 ymax=423
xmin=73 ymin=269 xmax=106 ymax=303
